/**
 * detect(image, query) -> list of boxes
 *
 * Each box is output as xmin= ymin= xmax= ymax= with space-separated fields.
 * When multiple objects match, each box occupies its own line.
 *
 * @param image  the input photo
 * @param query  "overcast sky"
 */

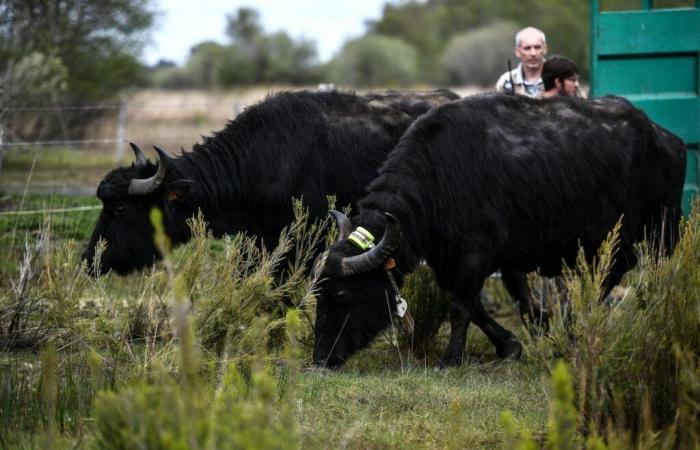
xmin=142 ymin=0 xmax=392 ymax=66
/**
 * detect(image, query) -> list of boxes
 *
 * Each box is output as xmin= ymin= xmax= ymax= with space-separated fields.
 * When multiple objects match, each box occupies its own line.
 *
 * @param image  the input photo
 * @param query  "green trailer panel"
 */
xmin=590 ymin=1 xmax=700 ymax=214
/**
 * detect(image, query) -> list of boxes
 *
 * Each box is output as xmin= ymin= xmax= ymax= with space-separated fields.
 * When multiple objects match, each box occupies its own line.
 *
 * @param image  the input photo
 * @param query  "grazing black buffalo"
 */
xmin=312 ymin=94 xmax=686 ymax=368
xmin=82 ymin=89 xmax=459 ymax=275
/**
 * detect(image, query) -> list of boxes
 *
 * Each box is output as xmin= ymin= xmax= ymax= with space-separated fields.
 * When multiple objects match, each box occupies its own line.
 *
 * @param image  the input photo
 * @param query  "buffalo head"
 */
xmin=82 ymin=143 xmax=193 ymax=275
xmin=312 ymin=210 xmax=402 ymax=368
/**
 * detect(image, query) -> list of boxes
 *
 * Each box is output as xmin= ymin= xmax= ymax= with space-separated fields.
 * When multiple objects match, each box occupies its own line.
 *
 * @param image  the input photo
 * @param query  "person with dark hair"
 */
xmin=541 ymin=55 xmax=581 ymax=97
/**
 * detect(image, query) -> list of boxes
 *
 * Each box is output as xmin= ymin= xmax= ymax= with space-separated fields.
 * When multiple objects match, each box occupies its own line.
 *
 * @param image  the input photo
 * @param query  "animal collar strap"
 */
xmin=348 ymin=226 xmax=375 ymax=250
xmin=348 ymin=227 xmax=409 ymax=319
xmin=385 ymin=268 xmax=409 ymax=318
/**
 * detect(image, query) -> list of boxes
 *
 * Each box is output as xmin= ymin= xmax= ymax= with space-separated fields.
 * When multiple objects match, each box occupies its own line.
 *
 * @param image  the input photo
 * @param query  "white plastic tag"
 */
xmin=395 ymin=296 xmax=408 ymax=317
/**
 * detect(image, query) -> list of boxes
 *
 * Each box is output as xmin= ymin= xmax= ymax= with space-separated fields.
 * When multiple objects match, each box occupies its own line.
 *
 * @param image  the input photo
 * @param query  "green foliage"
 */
xmin=329 ymin=34 xmax=419 ymax=88
xmin=0 ymin=226 xmax=92 ymax=349
xmin=181 ymin=42 xmax=238 ymax=88
xmin=0 ymin=0 xmax=155 ymax=103
xmin=523 ymin=207 xmax=700 ymax=447
xmin=3 ymin=193 xmax=700 ymax=448
xmin=92 ymin=311 xmax=301 ymax=450
xmin=442 ymin=22 xmax=520 ymax=86
xmin=150 ymin=7 xmax=322 ymax=89
xmin=1 ymin=148 xmax=116 ymax=172
xmin=226 ymin=7 xmax=264 ymax=44
xmin=499 ymin=410 xmax=538 ymax=450
xmin=0 ymin=192 xmax=101 ymax=285
xmin=223 ymin=7 xmax=320 ymax=85
xmin=546 ymin=361 xmax=578 ymax=450
xmin=0 ymin=52 xmax=68 ymax=107
xmin=398 ymin=264 xmax=451 ymax=357
xmin=369 ymin=0 xmax=589 ymax=80
xmin=90 ymin=206 xmax=301 ymax=450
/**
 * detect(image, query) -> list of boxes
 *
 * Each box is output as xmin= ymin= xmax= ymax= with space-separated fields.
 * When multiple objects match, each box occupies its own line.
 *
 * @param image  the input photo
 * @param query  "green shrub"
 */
xmin=92 ymin=310 xmax=301 ymax=450
xmin=524 ymin=207 xmax=700 ymax=447
xmin=398 ymin=264 xmax=451 ymax=357
xmin=546 ymin=361 xmax=578 ymax=450
xmin=441 ymin=21 xmax=519 ymax=87
xmin=329 ymin=34 xmax=419 ymax=87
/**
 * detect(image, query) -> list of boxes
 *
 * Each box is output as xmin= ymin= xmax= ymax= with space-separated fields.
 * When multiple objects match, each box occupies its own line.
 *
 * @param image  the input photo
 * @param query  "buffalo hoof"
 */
xmin=496 ymin=338 xmax=522 ymax=360
xmin=436 ymin=353 xmax=464 ymax=369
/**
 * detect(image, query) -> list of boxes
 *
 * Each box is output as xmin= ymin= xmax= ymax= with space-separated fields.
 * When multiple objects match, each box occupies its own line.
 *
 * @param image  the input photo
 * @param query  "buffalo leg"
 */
xmin=501 ymin=269 xmax=550 ymax=328
xmin=471 ymin=301 xmax=521 ymax=359
xmin=439 ymin=270 xmax=488 ymax=367
xmin=439 ymin=291 xmax=475 ymax=367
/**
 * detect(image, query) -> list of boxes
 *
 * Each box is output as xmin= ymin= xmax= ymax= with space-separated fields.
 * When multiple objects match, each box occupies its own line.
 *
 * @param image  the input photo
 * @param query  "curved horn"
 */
xmin=129 ymin=142 xmax=147 ymax=167
xmin=340 ymin=213 xmax=401 ymax=277
xmin=153 ymin=145 xmax=174 ymax=163
xmin=127 ymin=145 xmax=171 ymax=195
xmin=329 ymin=210 xmax=352 ymax=242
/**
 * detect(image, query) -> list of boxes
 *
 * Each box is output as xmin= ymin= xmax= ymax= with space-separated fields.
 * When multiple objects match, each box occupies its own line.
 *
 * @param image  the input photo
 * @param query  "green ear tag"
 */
xmin=347 ymin=226 xmax=375 ymax=250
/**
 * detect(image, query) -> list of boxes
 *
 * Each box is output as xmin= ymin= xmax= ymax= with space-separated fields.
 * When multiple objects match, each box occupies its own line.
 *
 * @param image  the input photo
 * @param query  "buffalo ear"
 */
xmin=164 ymin=179 xmax=193 ymax=201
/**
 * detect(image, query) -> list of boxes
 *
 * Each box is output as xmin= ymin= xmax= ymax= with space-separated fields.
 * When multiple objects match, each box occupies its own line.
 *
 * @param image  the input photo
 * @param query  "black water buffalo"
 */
xmin=82 ymin=89 xmax=459 ymax=275
xmin=312 ymin=94 xmax=686 ymax=368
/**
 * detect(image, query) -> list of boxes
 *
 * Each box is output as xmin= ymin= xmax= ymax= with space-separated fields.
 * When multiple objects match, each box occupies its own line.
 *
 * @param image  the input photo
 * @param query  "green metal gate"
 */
xmin=590 ymin=0 xmax=700 ymax=214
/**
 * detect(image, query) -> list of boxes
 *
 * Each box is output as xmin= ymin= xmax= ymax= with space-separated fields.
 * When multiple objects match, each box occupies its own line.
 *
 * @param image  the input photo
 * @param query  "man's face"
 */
xmin=558 ymin=74 xmax=580 ymax=96
xmin=515 ymin=30 xmax=547 ymax=71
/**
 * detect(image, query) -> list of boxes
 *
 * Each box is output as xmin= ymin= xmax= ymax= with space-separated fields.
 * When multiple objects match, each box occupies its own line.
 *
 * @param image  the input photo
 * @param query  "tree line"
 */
xmin=1 ymin=0 xmax=693 ymax=107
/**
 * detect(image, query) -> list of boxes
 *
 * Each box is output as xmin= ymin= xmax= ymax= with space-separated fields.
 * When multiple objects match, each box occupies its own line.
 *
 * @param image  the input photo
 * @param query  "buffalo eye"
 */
xmin=334 ymin=289 xmax=346 ymax=301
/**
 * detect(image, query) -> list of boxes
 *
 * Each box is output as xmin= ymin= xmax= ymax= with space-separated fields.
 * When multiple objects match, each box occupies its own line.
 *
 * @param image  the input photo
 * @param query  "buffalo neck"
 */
xmin=166 ymin=142 xmax=249 ymax=240
xmin=352 ymin=192 xmax=428 ymax=283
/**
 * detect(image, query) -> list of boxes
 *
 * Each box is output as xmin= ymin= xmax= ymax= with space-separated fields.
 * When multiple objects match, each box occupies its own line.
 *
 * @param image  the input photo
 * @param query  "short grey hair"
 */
xmin=515 ymin=27 xmax=546 ymax=47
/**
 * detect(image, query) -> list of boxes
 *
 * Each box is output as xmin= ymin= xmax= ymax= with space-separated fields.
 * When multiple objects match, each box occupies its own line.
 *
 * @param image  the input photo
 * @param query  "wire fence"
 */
xmin=0 ymin=95 xmax=252 ymax=203
xmin=0 ymin=99 xmax=247 ymax=151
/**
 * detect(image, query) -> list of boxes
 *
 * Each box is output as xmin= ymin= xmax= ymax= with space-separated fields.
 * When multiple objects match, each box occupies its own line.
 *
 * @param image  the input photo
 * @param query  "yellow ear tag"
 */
xmin=347 ymin=226 xmax=375 ymax=250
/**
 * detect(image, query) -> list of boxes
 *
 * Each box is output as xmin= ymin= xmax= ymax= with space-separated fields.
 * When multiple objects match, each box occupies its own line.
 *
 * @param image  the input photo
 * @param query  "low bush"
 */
xmin=523 ymin=207 xmax=700 ymax=447
xmin=329 ymin=34 xmax=420 ymax=88
xmin=441 ymin=21 xmax=519 ymax=87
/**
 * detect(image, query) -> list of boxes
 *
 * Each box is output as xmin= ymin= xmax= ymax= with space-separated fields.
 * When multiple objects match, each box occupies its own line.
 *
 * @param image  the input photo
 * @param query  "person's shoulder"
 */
xmin=495 ymin=70 xmax=514 ymax=90
xmin=496 ymin=70 xmax=513 ymax=83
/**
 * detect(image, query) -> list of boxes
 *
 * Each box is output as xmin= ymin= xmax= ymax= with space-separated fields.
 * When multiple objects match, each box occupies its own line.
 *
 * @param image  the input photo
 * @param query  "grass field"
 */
xmin=0 ymin=187 xmax=698 ymax=449
xmin=0 ymin=190 xmax=552 ymax=449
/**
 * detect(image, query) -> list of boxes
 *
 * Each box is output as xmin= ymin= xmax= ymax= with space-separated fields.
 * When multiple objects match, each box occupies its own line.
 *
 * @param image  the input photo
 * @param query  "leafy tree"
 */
xmin=254 ymin=32 xmax=319 ymax=84
xmin=329 ymin=34 xmax=419 ymax=87
xmin=224 ymin=8 xmax=320 ymax=85
xmin=0 ymin=52 xmax=68 ymax=107
xmin=442 ymin=21 xmax=519 ymax=86
xmin=226 ymin=7 xmax=263 ymax=48
xmin=369 ymin=0 xmax=590 ymax=80
xmin=150 ymin=7 xmax=322 ymax=89
xmin=0 ymin=0 xmax=155 ymax=103
xmin=184 ymin=41 xmax=229 ymax=88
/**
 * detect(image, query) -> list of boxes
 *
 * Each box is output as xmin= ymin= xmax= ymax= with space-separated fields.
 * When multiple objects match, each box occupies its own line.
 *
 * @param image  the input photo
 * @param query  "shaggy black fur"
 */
xmin=82 ymin=89 xmax=459 ymax=275
xmin=313 ymin=94 xmax=686 ymax=368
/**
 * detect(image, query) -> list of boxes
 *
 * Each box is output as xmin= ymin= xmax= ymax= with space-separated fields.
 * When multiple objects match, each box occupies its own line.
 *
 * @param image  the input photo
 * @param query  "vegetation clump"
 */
xmin=1 ymin=194 xmax=699 ymax=448
xmin=520 ymin=207 xmax=700 ymax=447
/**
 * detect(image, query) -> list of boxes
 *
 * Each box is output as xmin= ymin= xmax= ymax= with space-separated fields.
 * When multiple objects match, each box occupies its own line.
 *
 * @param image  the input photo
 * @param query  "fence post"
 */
xmin=114 ymin=94 xmax=128 ymax=163
xmin=0 ymin=123 xmax=4 ymax=173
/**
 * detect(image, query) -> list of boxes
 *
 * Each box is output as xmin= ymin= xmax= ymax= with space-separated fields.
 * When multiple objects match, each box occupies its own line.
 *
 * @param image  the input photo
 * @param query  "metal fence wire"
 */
xmin=0 ymin=97 xmax=250 ymax=198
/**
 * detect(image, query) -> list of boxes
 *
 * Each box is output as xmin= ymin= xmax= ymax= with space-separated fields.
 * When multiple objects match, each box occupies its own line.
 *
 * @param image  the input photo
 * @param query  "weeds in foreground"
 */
xmin=521 ymin=208 xmax=700 ymax=447
xmin=0 ymin=202 xmax=317 ymax=446
xmin=92 ymin=208 xmax=301 ymax=450
xmin=2 ymin=192 xmax=699 ymax=448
